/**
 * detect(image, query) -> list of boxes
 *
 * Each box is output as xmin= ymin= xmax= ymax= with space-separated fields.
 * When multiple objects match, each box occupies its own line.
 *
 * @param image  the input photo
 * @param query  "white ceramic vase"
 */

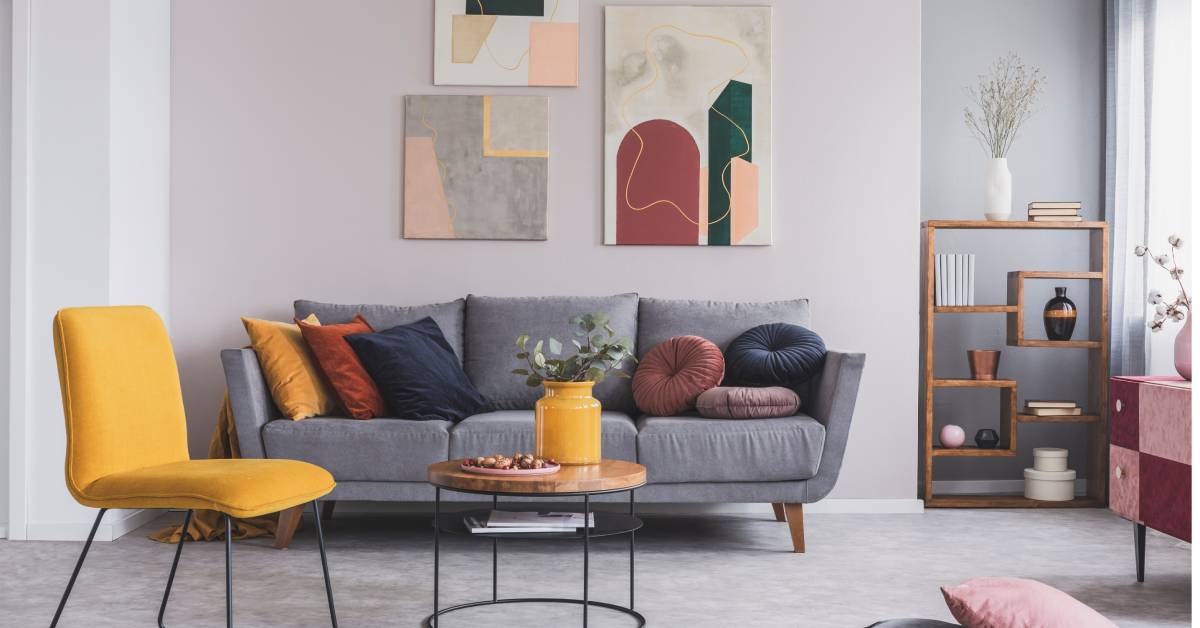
xmin=984 ymin=157 xmax=1012 ymax=221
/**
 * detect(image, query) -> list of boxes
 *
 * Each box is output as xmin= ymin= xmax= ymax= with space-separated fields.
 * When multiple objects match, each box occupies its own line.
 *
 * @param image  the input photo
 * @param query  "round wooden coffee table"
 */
xmin=424 ymin=459 xmax=647 ymax=628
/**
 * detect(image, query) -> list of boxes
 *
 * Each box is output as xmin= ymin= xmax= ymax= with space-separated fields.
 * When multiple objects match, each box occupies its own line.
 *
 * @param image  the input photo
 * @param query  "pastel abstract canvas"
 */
xmin=404 ymin=95 xmax=548 ymax=240
xmin=435 ymin=0 xmax=580 ymax=86
xmin=604 ymin=6 xmax=772 ymax=246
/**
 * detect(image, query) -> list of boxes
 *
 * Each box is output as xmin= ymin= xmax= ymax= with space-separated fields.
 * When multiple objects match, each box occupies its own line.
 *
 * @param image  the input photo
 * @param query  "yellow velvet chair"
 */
xmin=50 ymin=306 xmax=338 ymax=627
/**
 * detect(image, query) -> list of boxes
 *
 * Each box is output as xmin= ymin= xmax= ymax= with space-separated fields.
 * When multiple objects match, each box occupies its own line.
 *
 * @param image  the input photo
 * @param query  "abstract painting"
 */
xmin=435 ymin=0 xmax=580 ymax=87
xmin=404 ymin=95 xmax=548 ymax=240
xmin=604 ymin=6 xmax=772 ymax=246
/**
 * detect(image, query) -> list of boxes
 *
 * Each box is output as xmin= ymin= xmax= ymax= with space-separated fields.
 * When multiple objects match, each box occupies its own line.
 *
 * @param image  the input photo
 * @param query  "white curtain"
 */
xmin=1105 ymin=0 xmax=1156 ymax=375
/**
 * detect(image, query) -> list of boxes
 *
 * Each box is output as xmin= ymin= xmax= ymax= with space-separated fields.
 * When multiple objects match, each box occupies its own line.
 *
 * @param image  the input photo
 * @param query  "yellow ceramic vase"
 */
xmin=535 ymin=381 xmax=602 ymax=465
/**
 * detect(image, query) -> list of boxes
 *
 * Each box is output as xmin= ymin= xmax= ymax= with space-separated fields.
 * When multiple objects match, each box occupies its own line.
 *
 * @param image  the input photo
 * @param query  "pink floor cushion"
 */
xmin=941 ymin=577 xmax=1117 ymax=628
xmin=632 ymin=335 xmax=725 ymax=416
xmin=695 ymin=386 xmax=800 ymax=419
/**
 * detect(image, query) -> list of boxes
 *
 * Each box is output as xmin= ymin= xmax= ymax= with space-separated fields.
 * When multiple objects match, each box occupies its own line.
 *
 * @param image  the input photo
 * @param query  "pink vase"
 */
xmin=1176 ymin=314 xmax=1191 ymax=381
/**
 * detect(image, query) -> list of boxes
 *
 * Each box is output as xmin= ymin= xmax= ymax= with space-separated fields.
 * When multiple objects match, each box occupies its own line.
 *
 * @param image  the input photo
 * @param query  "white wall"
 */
xmin=922 ymin=0 xmax=1104 ymax=482
xmin=109 ymin=0 xmax=172 ymax=315
xmin=0 ymin=0 xmax=12 ymax=537
xmin=170 ymin=0 xmax=922 ymax=501
xmin=6 ymin=0 xmax=170 ymax=540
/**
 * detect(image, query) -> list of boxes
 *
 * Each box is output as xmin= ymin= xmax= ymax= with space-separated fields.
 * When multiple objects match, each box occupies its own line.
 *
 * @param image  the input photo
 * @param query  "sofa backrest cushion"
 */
xmin=464 ymin=294 xmax=639 ymax=413
xmin=637 ymin=298 xmax=812 ymax=356
xmin=295 ymin=299 xmax=466 ymax=364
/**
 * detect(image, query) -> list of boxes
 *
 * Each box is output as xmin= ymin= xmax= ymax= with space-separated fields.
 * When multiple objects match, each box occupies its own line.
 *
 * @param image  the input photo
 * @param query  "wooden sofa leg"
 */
xmin=320 ymin=500 xmax=336 ymax=521
xmin=783 ymin=503 xmax=805 ymax=553
xmin=771 ymin=502 xmax=787 ymax=522
xmin=274 ymin=504 xmax=304 ymax=550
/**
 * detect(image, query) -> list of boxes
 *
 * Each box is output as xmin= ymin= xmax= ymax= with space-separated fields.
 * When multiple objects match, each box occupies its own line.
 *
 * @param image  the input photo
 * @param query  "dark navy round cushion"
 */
xmin=724 ymin=323 xmax=827 ymax=387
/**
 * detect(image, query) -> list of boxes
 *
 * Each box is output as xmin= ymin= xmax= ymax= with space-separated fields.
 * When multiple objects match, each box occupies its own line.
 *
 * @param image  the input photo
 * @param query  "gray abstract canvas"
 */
xmin=404 ymin=95 xmax=548 ymax=240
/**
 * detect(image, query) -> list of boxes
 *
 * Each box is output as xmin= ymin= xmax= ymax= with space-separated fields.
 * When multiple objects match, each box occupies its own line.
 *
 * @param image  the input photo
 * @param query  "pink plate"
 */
xmin=460 ymin=461 xmax=561 ymax=476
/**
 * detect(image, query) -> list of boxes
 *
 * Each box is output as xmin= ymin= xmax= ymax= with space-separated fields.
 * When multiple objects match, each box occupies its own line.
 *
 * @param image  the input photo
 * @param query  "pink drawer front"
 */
xmin=1139 ymin=384 xmax=1191 ymax=465
xmin=1109 ymin=445 xmax=1140 ymax=522
xmin=1140 ymin=453 xmax=1191 ymax=542
xmin=1110 ymin=379 xmax=1140 ymax=450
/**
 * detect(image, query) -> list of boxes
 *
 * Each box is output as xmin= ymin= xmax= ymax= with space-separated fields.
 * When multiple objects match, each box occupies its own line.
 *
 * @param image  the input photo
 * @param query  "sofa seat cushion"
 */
xmin=449 ymin=410 xmax=638 ymax=462
xmin=262 ymin=417 xmax=451 ymax=482
xmin=636 ymin=414 xmax=825 ymax=483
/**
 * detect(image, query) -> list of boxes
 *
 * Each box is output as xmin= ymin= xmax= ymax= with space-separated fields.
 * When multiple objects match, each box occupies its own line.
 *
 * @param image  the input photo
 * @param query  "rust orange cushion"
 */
xmin=297 ymin=314 xmax=386 ymax=420
xmin=632 ymin=335 xmax=725 ymax=416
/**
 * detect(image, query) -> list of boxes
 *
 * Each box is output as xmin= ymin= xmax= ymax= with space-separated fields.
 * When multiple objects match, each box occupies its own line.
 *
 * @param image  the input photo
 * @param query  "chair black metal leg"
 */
xmin=225 ymin=514 xmax=233 ymax=627
xmin=157 ymin=509 xmax=194 ymax=627
xmin=312 ymin=500 xmax=338 ymax=627
xmin=50 ymin=508 xmax=107 ymax=627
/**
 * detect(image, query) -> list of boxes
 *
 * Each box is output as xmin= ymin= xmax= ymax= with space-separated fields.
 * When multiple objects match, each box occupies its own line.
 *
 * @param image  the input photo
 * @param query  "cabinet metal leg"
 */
xmin=1135 ymin=522 xmax=1146 ymax=583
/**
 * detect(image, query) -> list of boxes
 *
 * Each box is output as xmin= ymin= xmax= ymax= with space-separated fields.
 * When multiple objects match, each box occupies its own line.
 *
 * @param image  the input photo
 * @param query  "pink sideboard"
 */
xmin=1109 ymin=375 xmax=1191 ymax=582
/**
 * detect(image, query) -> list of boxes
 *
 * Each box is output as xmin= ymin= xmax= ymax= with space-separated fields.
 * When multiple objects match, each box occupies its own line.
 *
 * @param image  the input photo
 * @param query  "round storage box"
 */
xmin=1023 ymin=467 xmax=1076 ymax=501
xmin=1032 ymin=447 xmax=1069 ymax=472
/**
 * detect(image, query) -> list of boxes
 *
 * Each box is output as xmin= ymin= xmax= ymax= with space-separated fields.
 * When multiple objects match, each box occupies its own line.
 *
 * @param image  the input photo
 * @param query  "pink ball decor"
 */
xmin=940 ymin=425 xmax=966 ymax=449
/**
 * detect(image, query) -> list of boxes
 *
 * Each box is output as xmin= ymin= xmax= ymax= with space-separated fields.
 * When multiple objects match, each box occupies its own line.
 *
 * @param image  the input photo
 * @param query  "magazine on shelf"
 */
xmin=487 ymin=511 xmax=595 ymax=528
xmin=463 ymin=515 xmax=580 ymax=534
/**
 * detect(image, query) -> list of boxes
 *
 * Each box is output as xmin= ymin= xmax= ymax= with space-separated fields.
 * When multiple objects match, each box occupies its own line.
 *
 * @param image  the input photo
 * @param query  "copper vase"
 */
xmin=968 ymin=350 xmax=1001 ymax=380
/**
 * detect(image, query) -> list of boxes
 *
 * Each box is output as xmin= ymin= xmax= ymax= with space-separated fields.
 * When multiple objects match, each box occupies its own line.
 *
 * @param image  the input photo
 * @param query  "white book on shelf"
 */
xmin=968 ymin=254 xmax=976 ymax=306
xmin=956 ymin=254 xmax=965 ymax=306
xmin=946 ymin=254 xmax=955 ymax=306
xmin=935 ymin=255 xmax=944 ymax=306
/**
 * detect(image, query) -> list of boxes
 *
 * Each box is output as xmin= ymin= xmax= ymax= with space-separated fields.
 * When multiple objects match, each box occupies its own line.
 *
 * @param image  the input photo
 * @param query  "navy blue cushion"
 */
xmin=345 ymin=317 xmax=489 ymax=422
xmin=723 ymin=323 xmax=827 ymax=388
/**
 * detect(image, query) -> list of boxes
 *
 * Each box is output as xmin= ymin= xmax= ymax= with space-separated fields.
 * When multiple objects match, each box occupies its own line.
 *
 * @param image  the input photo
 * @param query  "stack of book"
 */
xmin=1027 ymin=202 xmax=1083 ymax=222
xmin=465 ymin=510 xmax=596 ymax=534
xmin=1023 ymin=400 xmax=1082 ymax=417
xmin=935 ymin=254 xmax=975 ymax=306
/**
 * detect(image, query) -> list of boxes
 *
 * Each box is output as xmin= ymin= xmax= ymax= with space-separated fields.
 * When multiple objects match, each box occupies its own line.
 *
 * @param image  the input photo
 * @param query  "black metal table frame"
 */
xmin=423 ymin=482 xmax=646 ymax=628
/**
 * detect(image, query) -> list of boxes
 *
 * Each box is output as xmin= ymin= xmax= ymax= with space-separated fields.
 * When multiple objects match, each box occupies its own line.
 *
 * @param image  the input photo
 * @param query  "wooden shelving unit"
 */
xmin=920 ymin=220 xmax=1110 ymax=508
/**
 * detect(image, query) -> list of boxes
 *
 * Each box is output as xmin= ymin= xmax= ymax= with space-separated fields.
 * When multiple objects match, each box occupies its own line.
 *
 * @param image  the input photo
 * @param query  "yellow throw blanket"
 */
xmin=150 ymin=393 xmax=281 ymax=543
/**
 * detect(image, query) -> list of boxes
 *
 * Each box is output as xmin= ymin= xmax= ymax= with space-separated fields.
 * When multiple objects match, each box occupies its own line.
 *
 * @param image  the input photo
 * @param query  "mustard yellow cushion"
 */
xmin=242 ymin=314 xmax=338 ymax=420
xmin=80 ymin=458 xmax=335 ymax=518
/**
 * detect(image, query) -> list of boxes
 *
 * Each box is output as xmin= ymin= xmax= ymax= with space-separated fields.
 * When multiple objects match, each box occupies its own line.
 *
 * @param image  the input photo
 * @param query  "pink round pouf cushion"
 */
xmin=939 ymin=424 xmax=966 ymax=448
xmin=632 ymin=335 xmax=725 ymax=416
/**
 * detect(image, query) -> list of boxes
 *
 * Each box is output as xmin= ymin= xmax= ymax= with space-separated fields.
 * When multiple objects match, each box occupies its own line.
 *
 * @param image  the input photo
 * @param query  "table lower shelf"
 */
xmin=437 ymin=509 xmax=642 ymax=540
xmin=926 ymin=495 xmax=1103 ymax=508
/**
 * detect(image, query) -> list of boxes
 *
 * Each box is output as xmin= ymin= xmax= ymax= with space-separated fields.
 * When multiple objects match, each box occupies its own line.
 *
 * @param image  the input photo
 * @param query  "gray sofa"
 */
xmin=222 ymin=294 xmax=865 ymax=552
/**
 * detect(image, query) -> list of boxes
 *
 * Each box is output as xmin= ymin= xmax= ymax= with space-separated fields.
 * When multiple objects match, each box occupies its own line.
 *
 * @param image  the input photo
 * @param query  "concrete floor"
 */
xmin=0 ymin=507 xmax=1189 ymax=627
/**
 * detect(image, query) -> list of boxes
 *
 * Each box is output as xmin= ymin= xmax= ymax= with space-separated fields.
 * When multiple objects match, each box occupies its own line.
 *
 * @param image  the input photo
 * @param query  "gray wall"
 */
xmin=169 ymin=0 xmax=923 ymax=500
xmin=922 ymin=0 xmax=1104 ymax=484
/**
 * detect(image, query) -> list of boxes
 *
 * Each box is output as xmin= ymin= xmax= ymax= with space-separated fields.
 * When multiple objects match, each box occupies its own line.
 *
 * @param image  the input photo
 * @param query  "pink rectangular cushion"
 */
xmin=695 ymin=386 xmax=800 ymax=419
xmin=941 ymin=577 xmax=1117 ymax=628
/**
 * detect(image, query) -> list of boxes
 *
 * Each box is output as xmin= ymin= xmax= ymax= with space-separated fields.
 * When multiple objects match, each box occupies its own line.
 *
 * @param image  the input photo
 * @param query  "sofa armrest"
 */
xmin=805 ymin=350 xmax=866 ymax=502
xmin=221 ymin=348 xmax=277 ymax=459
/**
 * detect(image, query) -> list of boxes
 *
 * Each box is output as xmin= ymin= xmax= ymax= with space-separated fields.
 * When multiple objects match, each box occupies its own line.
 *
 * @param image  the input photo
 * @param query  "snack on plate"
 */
xmin=463 ymin=452 xmax=557 ymax=471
